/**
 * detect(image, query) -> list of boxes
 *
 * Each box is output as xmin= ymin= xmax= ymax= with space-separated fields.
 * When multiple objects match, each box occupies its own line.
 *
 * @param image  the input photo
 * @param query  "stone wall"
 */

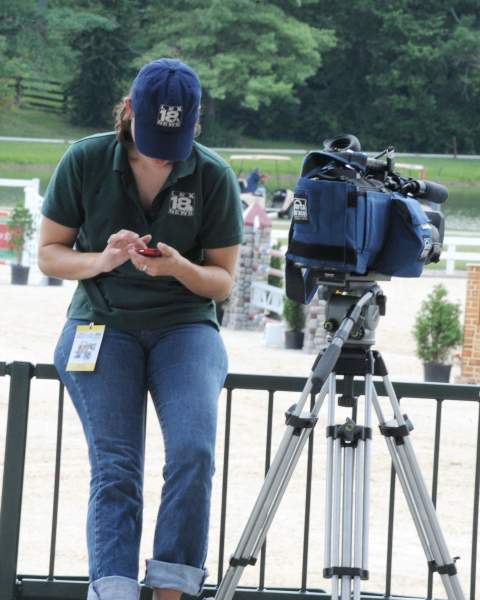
xmin=303 ymin=295 xmax=327 ymax=353
xmin=222 ymin=203 xmax=272 ymax=330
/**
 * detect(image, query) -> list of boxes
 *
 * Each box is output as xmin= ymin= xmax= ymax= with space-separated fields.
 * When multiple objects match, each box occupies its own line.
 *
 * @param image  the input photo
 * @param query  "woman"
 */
xmin=38 ymin=58 xmax=243 ymax=600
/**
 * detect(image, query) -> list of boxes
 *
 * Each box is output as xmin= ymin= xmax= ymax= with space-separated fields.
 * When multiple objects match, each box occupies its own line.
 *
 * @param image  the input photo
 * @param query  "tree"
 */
xmin=0 ymin=1 xmax=46 ymax=107
xmin=413 ymin=284 xmax=462 ymax=364
xmin=46 ymin=1 xmax=145 ymax=126
xmin=279 ymin=0 xmax=480 ymax=152
xmin=140 ymin=0 xmax=335 ymax=142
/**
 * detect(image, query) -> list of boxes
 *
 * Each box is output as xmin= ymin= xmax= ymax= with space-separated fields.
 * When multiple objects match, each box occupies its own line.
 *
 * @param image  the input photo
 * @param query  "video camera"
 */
xmin=285 ymin=134 xmax=447 ymax=303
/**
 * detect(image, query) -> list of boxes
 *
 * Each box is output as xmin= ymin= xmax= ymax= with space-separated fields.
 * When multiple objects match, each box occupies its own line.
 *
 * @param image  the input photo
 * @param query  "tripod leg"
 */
xmin=332 ymin=436 xmax=342 ymax=600
xmin=362 ymin=373 xmax=374 ymax=579
xmin=324 ymin=374 xmax=338 ymax=597
xmin=212 ymin=377 xmax=329 ymax=600
xmin=323 ymin=374 xmax=348 ymax=600
xmin=353 ymin=436 xmax=364 ymax=600
xmin=351 ymin=372 xmax=374 ymax=600
xmin=341 ymin=444 xmax=354 ymax=600
xmin=372 ymin=376 xmax=465 ymax=600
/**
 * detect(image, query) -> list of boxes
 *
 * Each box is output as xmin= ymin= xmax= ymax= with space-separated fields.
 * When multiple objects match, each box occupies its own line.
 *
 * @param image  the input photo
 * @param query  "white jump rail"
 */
xmin=443 ymin=236 xmax=480 ymax=274
xmin=250 ymin=281 xmax=284 ymax=315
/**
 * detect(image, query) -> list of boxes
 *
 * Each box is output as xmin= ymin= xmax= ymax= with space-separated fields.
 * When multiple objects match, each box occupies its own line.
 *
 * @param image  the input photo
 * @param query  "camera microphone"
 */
xmin=401 ymin=180 xmax=448 ymax=205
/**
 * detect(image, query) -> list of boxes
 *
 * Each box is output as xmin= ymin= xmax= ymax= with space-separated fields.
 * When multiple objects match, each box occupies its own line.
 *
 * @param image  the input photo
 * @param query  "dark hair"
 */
xmin=113 ymin=96 xmax=134 ymax=148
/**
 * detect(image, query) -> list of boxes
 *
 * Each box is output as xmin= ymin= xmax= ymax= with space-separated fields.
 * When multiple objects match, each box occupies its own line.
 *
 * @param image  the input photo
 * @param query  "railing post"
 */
xmin=0 ymin=361 xmax=33 ymax=600
xmin=14 ymin=77 xmax=21 ymax=105
xmin=446 ymin=244 xmax=456 ymax=275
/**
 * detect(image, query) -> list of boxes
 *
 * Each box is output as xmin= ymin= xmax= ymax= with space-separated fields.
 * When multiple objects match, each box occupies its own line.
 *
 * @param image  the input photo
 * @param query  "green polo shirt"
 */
xmin=42 ymin=132 xmax=244 ymax=331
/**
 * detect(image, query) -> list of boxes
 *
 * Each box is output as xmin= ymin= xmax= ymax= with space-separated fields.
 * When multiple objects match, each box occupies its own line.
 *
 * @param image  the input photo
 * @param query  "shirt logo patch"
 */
xmin=169 ymin=191 xmax=195 ymax=217
xmin=157 ymin=105 xmax=183 ymax=128
xmin=293 ymin=195 xmax=309 ymax=222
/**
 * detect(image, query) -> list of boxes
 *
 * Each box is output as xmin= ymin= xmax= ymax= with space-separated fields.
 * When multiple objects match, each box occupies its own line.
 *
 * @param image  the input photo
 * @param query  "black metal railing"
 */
xmin=0 ymin=361 xmax=479 ymax=600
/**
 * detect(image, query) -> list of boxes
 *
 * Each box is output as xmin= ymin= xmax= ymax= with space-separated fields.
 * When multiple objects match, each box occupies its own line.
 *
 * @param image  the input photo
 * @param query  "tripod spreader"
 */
xmin=379 ymin=415 xmax=414 ymax=445
xmin=327 ymin=418 xmax=372 ymax=448
xmin=285 ymin=405 xmax=318 ymax=435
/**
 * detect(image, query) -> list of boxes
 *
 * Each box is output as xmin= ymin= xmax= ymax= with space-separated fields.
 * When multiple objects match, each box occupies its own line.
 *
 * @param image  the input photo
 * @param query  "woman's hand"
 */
xmin=127 ymin=241 xmax=185 ymax=277
xmin=128 ymin=241 xmax=240 ymax=302
xmin=96 ymin=230 xmax=152 ymax=274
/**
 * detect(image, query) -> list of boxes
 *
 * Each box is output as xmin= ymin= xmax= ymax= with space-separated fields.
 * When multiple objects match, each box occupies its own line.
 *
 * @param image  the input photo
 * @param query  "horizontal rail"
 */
xmin=0 ymin=178 xmax=40 ymax=189
xmin=11 ymin=577 xmax=415 ymax=600
xmin=12 ymin=361 xmax=480 ymax=400
xmin=6 ymin=365 xmax=480 ymax=403
xmin=442 ymin=236 xmax=480 ymax=273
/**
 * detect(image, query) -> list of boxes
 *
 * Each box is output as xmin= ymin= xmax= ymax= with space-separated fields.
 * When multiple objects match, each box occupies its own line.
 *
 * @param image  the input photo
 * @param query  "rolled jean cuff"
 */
xmin=87 ymin=576 xmax=140 ymax=600
xmin=144 ymin=559 xmax=208 ymax=596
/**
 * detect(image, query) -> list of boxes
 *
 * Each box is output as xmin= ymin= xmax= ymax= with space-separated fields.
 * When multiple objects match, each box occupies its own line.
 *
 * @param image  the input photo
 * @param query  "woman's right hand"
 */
xmin=96 ymin=230 xmax=152 ymax=273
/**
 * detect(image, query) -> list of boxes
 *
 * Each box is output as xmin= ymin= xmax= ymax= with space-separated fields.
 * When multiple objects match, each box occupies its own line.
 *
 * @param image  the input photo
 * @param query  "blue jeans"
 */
xmin=54 ymin=320 xmax=228 ymax=600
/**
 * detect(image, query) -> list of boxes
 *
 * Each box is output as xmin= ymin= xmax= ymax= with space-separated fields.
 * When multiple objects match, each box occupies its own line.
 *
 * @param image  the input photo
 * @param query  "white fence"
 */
xmin=443 ymin=236 xmax=480 ymax=274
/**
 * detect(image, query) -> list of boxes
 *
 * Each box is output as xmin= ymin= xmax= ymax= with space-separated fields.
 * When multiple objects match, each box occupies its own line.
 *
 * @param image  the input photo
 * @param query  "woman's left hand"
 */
xmin=127 ymin=242 xmax=186 ymax=277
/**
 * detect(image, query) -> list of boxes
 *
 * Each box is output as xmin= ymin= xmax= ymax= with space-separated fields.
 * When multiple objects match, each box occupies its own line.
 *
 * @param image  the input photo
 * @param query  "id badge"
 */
xmin=66 ymin=323 xmax=106 ymax=372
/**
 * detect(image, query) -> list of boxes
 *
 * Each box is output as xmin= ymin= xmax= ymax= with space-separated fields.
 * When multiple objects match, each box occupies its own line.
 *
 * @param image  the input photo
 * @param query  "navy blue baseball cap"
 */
xmin=131 ymin=59 xmax=201 ymax=161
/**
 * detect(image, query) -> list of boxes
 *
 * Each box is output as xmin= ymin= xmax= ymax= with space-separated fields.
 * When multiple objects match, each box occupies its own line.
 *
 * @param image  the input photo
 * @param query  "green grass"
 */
xmin=395 ymin=156 xmax=480 ymax=185
xmin=0 ymin=141 xmax=69 ymax=165
xmin=0 ymin=106 xmax=101 ymax=140
xmin=0 ymin=108 xmax=101 ymax=206
xmin=235 ymin=135 xmax=309 ymax=150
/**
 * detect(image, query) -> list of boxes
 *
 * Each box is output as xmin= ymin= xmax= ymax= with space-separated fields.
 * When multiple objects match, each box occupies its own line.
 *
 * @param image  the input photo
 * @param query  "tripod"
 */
xmin=212 ymin=285 xmax=465 ymax=600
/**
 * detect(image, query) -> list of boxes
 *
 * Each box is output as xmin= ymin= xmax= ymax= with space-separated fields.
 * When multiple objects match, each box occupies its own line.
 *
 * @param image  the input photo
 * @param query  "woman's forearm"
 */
xmin=38 ymin=244 xmax=102 ymax=280
xmin=173 ymin=259 xmax=234 ymax=302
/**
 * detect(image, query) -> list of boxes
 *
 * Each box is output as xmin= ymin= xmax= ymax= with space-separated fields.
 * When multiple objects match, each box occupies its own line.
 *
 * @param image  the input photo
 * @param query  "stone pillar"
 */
xmin=303 ymin=295 xmax=327 ymax=353
xmin=222 ymin=203 xmax=272 ymax=330
xmin=461 ymin=264 xmax=480 ymax=383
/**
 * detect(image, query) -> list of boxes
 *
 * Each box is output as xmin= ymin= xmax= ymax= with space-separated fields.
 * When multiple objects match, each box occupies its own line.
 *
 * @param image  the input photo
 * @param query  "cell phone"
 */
xmin=136 ymin=247 xmax=163 ymax=257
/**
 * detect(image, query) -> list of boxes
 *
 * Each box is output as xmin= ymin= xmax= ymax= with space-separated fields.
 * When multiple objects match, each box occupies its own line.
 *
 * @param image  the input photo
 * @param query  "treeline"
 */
xmin=1 ymin=1 xmax=479 ymax=153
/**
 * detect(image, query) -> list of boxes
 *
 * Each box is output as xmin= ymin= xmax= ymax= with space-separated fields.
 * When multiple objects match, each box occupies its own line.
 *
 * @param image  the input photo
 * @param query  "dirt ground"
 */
xmin=0 ymin=265 xmax=477 ymax=599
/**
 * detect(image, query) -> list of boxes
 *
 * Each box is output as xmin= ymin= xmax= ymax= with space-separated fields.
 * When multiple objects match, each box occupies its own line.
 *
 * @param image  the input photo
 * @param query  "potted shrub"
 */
xmin=6 ymin=203 xmax=35 ymax=285
xmin=283 ymin=295 xmax=306 ymax=349
xmin=413 ymin=284 xmax=462 ymax=382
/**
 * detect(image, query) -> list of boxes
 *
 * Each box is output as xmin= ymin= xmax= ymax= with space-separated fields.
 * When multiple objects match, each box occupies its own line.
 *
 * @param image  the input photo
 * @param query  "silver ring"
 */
xmin=141 ymin=264 xmax=148 ymax=273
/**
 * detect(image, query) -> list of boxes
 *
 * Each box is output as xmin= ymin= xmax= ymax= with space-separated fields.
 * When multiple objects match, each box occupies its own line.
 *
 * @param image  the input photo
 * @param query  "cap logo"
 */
xmin=157 ymin=104 xmax=183 ymax=128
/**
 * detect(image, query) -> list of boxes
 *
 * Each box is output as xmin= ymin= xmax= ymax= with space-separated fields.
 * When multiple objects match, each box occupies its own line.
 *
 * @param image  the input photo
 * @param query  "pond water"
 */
xmin=443 ymin=187 xmax=480 ymax=232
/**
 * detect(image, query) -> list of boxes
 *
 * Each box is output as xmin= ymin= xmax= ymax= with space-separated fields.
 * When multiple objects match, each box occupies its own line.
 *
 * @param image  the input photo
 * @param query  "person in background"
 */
xmin=38 ymin=58 xmax=243 ymax=600
xmin=246 ymin=168 xmax=268 ymax=197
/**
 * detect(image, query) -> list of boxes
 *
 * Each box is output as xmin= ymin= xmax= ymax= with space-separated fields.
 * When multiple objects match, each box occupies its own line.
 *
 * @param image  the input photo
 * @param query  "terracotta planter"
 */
xmin=285 ymin=330 xmax=304 ymax=350
xmin=423 ymin=362 xmax=451 ymax=383
xmin=10 ymin=264 xmax=29 ymax=285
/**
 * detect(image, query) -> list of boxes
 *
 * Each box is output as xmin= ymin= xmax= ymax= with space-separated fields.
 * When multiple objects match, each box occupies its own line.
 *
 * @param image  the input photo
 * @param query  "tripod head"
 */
xmin=317 ymin=281 xmax=387 ymax=348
